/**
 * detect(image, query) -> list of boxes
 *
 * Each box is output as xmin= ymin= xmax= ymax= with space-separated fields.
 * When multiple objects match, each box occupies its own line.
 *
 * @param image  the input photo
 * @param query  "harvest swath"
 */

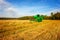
xmin=0 ymin=20 xmax=60 ymax=40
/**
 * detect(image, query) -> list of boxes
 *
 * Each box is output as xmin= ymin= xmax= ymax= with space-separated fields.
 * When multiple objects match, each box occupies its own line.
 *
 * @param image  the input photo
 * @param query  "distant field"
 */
xmin=0 ymin=20 xmax=60 ymax=40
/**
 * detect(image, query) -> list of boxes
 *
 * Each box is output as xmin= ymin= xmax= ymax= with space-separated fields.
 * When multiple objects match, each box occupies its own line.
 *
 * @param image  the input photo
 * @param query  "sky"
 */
xmin=0 ymin=0 xmax=60 ymax=18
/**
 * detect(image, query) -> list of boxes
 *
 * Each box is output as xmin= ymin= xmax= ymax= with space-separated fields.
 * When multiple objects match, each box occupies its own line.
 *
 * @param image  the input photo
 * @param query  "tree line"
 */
xmin=19 ymin=12 xmax=60 ymax=20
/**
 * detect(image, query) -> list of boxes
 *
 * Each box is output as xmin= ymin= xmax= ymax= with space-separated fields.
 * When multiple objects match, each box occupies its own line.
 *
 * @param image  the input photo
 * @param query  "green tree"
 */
xmin=53 ymin=12 xmax=60 ymax=20
xmin=51 ymin=12 xmax=55 ymax=20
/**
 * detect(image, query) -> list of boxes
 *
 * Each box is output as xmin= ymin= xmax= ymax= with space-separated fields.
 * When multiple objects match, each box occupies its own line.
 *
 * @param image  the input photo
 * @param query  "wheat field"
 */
xmin=0 ymin=20 xmax=60 ymax=40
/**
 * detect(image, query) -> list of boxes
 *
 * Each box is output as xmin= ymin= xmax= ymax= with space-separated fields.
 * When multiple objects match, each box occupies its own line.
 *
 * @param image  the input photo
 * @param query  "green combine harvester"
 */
xmin=33 ymin=14 xmax=44 ymax=22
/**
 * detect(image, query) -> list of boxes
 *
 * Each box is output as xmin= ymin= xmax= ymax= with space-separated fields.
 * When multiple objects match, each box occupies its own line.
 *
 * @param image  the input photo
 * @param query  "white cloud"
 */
xmin=0 ymin=0 xmax=34 ymax=18
xmin=43 ymin=8 xmax=60 ymax=16
xmin=0 ymin=0 xmax=18 ymax=18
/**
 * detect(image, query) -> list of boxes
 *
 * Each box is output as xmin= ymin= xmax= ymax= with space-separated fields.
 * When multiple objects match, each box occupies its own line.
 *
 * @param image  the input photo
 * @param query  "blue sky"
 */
xmin=0 ymin=0 xmax=60 ymax=18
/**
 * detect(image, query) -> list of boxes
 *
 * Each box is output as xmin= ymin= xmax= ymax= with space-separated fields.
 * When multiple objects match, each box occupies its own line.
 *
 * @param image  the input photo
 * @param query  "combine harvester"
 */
xmin=33 ymin=14 xmax=44 ymax=22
